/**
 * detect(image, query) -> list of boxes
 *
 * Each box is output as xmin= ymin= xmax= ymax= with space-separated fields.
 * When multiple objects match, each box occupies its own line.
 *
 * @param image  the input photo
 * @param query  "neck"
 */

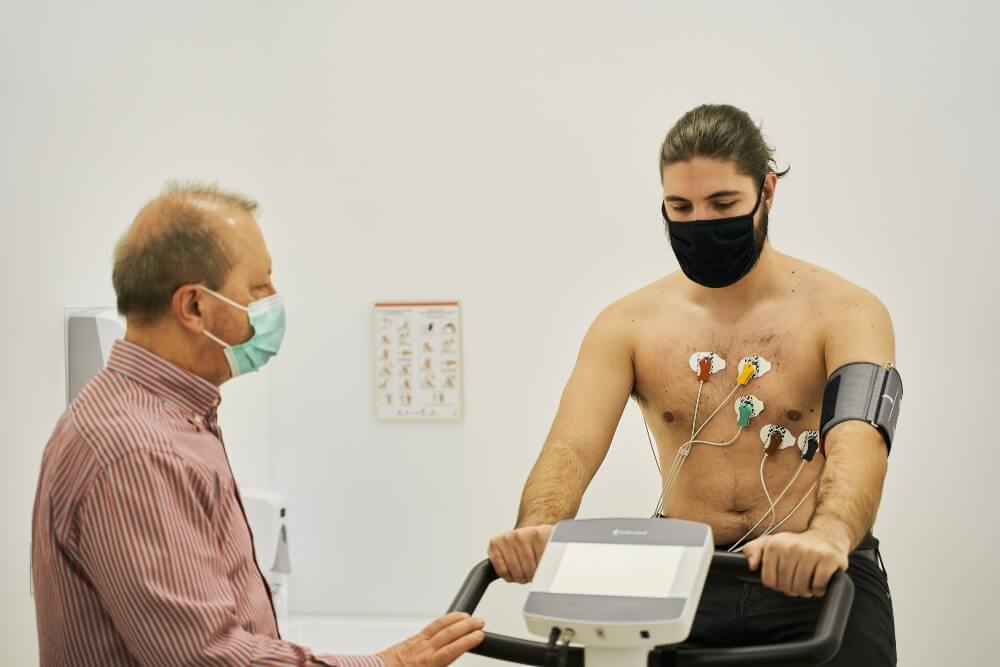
xmin=682 ymin=242 xmax=786 ymax=313
xmin=124 ymin=321 xmax=225 ymax=386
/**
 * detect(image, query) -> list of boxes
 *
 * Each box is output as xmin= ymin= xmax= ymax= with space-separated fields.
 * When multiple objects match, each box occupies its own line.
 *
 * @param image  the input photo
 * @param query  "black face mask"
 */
xmin=661 ymin=180 xmax=767 ymax=288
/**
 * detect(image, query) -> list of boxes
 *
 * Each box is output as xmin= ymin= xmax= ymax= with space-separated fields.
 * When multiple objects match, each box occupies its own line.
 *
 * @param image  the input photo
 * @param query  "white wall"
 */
xmin=268 ymin=304 xmax=467 ymax=616
xmin=2 ymin=1 xmax=997 ymax=664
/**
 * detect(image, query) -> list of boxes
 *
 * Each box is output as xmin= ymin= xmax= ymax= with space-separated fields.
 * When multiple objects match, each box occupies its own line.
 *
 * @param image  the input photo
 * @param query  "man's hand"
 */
xmin=377 ymin=612 xmax=485 ymax=667
xmin=743 ymin=529 xmax=850 ymax=598
xmin=488 ymin=525 xmax=554 ymax=583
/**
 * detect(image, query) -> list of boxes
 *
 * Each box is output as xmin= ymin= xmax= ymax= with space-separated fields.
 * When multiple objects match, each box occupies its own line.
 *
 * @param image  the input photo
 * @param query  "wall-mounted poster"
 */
xmin=373 ymin=301 xmax=463 ymax=421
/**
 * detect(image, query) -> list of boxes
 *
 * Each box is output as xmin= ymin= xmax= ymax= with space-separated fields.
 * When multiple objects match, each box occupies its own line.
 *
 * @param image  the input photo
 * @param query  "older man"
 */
xmin=31 ymin=183 xmax=483 ymax=667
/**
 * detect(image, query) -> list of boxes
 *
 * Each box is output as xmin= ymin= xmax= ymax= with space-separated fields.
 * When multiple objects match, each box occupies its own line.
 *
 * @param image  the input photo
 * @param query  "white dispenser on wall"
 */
xmin=240 ymin=488 xmax=292 ymax=619
xmin=65 ymin=308 xmax=125 ymax=404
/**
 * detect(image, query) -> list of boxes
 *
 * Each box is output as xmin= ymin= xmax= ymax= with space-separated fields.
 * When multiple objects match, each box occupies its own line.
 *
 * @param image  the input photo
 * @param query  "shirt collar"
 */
xmin=107 ymin=340 xmax=221 ymax=417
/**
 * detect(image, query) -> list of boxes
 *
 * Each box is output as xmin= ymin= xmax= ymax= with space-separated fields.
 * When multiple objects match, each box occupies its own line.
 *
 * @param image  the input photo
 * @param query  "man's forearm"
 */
xmin=807 ymin=422 xmax=889 ymax=552
xmin=516 ymin=439 xmax=592 ymax=527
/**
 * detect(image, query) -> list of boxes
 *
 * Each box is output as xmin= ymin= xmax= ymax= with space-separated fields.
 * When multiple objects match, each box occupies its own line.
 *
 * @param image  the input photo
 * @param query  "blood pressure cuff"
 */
xmin=820 ymin=362 xmax=903 ymax=455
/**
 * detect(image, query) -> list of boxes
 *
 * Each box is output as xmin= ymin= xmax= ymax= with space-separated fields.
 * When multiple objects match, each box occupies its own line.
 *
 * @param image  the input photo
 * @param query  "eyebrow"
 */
xmin=664 ymin=190 xmax=744 ymax=203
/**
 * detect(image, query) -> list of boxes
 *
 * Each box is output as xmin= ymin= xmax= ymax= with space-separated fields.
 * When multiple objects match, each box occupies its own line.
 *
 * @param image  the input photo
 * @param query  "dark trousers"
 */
xmin=683 ymin=535 xmax=896 ymax=665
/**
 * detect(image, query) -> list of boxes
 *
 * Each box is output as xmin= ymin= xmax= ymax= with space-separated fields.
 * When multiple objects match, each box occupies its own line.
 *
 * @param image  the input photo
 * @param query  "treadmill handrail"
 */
xmin=447 ymin=552 xmax=854 ymax=667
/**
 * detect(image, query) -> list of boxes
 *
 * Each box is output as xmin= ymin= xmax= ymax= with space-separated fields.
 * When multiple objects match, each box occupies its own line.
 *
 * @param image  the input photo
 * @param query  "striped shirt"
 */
xmin=32 ymin=340 xmax=383 ymax=667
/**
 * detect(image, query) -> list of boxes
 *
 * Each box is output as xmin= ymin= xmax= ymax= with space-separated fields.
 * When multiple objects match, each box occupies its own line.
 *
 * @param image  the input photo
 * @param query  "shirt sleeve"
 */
xmin=72 ymin=448 xmax=384 ymax=667
xmin=318 ymin=656 xmax=386 ymax=667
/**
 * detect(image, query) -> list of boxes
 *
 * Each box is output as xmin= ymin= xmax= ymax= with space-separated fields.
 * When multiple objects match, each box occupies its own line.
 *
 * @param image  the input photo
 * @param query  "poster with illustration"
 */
xmin=373 ymin=301 xmax=463 ymax=421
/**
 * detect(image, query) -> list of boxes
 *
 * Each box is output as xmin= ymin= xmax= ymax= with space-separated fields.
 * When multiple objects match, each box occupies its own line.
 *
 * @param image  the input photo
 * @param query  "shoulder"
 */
xmin=582 ymin=274 xmax=680 ymax=352
xmin=69 ymin=368 xmax=173 ymax=469
xmin=597 ymin=272 xmax=685 ymax=325
xmin=42 ymin=371 xmax=178 ymax=548
xmin=787 ymin=259 xmax=895 ymax=367
xmin=790 ymin=258 xmax=892 ymax=326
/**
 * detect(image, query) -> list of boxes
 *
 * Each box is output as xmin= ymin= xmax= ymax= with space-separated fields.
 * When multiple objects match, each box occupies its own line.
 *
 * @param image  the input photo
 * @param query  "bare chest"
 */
xmin=633 ymin=315 xmax=828 ymax=449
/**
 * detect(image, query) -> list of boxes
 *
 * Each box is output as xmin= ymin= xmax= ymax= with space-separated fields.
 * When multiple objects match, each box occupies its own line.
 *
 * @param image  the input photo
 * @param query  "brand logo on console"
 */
xmin=612 ymin=529 xmax=649 ymax=536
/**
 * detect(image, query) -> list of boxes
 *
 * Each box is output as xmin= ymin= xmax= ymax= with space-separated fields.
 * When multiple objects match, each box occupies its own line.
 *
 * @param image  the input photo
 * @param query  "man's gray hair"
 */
xmin=112 ymin=182 xmax=257 ymax=324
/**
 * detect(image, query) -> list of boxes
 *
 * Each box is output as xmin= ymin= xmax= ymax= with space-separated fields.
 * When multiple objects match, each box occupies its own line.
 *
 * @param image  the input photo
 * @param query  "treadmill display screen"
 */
xmin=548 ymin=543 xmax=683 ymax=598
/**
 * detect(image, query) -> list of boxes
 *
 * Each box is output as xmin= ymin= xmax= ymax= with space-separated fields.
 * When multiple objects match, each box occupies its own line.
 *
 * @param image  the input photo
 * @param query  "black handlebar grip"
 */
xmin=447 ymin=558 xmax=496 ymax=616
xmin=448 ymin=554 xmax=855 ymax=667
xmin=446 ymin=559 xmax=583 ymax=665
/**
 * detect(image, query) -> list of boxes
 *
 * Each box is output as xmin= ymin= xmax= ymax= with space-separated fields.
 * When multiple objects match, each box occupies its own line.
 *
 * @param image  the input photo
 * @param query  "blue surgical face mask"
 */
xmin=200 ymin=287 xmax=286 ymax=378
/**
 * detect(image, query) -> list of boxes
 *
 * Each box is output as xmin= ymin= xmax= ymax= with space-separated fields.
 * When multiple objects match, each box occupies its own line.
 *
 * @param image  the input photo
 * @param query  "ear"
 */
xmin=171 ymin=284 xmax=206 ymax=335
xmin=763 ymin=172 xmax=778 ymax=211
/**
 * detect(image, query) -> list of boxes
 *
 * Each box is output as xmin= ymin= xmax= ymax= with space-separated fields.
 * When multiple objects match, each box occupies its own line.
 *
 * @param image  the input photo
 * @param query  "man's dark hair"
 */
xmin=660 ymin=104 xmax=790 ymax=183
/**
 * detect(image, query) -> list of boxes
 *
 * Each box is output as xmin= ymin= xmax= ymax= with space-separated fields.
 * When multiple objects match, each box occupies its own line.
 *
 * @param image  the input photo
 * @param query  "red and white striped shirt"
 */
xmin=32 ymin=340 xmax=383 ymax=667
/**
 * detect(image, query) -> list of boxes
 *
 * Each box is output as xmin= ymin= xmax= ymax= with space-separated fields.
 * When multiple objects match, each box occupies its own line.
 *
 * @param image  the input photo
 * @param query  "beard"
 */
xmin=737 ymin=204 xmax=770 ymax=279
xmin=753 ymin=205 xmax=769 ymax=256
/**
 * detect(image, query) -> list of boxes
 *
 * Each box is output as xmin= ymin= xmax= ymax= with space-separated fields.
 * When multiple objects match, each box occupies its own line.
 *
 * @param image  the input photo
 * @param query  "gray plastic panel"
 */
xmin=550 ymin=518 xmax=710 ymax=547
xmin=525 ymin=592 xmax=685 ymax=623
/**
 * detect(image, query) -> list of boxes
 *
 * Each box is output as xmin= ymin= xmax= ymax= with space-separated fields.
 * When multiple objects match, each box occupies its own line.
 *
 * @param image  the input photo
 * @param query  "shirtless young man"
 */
xmin=487 ymin=105 xmax=897 ymax=664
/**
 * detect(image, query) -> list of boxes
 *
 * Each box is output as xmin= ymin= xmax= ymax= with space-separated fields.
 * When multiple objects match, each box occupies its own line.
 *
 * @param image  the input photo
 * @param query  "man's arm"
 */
xmin=809 ymin=291 xmax=895 ymax=553
xmin=745 ymin=289 xmax=895 ymax=597
xmin=489 ymin=305 xmax=635 ymax=581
